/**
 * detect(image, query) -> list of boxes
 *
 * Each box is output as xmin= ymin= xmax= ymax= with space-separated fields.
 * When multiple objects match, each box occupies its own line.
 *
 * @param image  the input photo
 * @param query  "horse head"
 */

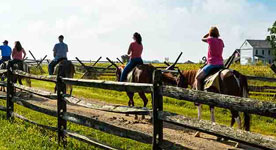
xmin=106 ymin=57 xmax=124 ymax=81
xmin=176 ymin=69 xmax=188 ymax=88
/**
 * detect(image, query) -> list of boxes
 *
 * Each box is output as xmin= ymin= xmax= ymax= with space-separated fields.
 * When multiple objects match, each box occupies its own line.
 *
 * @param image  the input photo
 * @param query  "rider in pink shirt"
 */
xmin=120 ymin=32 xmax=143 ymax=81
xmin=195 ymin=27 xmax=224 ymax=90
xmin=11 ymin=41 xmax=26 ymax=70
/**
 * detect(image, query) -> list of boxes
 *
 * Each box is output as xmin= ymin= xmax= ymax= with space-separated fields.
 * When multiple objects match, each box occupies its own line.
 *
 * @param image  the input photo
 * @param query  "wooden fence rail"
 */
xmin=62 ymin=78 xmax=153 ymax=93
xmin=163 ymin=86 xmax=276 ymax=118
xmin=64 ymin=96 xmax=150 ymax=115
xmin=159 ymin=111 xmax=276 ymax=149
xmin=0 ymin=61 xmax=275 ymax=149
xmin=13 ymin=70 xmax=57 ymax=83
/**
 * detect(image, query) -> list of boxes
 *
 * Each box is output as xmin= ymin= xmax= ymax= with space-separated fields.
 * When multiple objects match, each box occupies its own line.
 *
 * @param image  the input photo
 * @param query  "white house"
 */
xmin=240 ymin=39 xmax=274 ymax=65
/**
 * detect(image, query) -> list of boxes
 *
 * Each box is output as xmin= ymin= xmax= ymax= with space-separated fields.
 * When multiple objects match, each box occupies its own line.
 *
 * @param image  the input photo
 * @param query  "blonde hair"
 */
xmin=209 ymin=26 xmax=220 ymax=38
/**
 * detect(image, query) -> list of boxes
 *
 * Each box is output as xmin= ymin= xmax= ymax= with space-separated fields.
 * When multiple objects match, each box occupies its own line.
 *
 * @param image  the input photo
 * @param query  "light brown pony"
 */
xmin=177 ymin=69 xmax=250 ymax=136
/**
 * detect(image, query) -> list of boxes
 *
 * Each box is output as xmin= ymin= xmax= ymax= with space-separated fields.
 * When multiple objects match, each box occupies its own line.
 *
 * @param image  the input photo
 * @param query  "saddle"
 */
xmin=203 ymin=68 xmax=235 ymax=92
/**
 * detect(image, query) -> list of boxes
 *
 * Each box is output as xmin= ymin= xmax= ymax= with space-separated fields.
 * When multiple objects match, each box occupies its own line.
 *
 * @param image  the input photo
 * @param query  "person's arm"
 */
xmin=53 ymin=45 xmax=57 ymax=57
xmin=12 ymin=49 xmax=15 ymax=58
xmin=22 ymin=49 xmax=26 ymax=60
xmin=127 ymin=43 xmax=132 ymax=56
xmin=202 ymin=33 xmax=209 ymax=42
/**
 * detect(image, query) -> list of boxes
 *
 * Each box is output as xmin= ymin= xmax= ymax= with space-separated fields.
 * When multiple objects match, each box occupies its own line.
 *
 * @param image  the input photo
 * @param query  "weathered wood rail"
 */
xmin=64 ymin=96 xmax=150 ymax=115
xmin=159 ymin=111 xmax=276 ymax=149
xmin=249 ymin=85 xmax=276 ymax=92
xmin=162 ymin=86 xmax=276 ymax=118
xmin=62 ymin=78 xmax=153 ymax=93
xmin=0 ymin=61 xmax=275 ymax=149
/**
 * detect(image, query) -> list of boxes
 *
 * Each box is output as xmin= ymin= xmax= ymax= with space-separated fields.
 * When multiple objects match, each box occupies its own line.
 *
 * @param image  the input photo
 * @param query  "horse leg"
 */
xmin=138 ymin=92 xmax=148 ymax=107
xmin=231 ymin=110 xmax=241 ymax=129
xmin=126 ymin=92 xmax=134 ymax=117
xmin=243 ymin=113 xmax=250 ymax=131
xmin=69 ymin=85 xmax=73 ymax=96
xmin=138 ymin=92 xmax=148 ymax=119
xmin=210 ymin=105 xmax=215 ymax=123
xmin=242 ymin=87 xmax=250 ymax=131
xmin=127 ymin=92 xmax=134 ymax=107
xmin=194 ymin=104 xmax=202 ymax=137
xmin=0 ymin=74 xmax=4 ymax=92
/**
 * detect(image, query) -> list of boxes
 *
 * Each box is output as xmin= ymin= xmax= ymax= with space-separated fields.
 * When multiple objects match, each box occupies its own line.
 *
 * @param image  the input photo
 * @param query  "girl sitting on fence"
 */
xmin=120 ymin=32 xmax=144 ymax=82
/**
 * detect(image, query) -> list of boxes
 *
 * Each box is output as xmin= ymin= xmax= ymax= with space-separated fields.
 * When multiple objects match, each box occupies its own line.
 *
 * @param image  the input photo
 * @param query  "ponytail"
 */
xmin=134 ymin=32 xmax=142 ymax=45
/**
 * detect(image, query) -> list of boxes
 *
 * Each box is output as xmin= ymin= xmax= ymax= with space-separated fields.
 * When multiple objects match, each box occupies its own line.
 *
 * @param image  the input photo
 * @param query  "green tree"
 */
xmin=266 ymin=21 xmax=276 ymax=62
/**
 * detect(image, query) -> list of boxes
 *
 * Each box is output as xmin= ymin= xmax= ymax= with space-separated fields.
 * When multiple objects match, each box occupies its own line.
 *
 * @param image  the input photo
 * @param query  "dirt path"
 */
xmin=12 ymin=91 xmax=246 ymax=150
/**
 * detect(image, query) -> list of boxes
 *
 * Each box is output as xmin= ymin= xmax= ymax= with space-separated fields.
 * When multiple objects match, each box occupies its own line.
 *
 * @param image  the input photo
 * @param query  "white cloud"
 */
xmin=0 ymin=0 xmax=274 ymax=62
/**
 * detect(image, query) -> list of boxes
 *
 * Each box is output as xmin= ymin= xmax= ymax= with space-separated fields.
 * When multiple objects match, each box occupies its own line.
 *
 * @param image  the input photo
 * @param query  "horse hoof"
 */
xmin=134 ymin=115 xmax=138 ymax=120
xmin=216 ymin=137 xmax=223 ymax=141
xmin=142 ymin=115 xmax=145 ymax=119
xmin=194 ymin=131 xmax=200 ymax=137
xmin=235 ymin=142 xmax=240 ymax=148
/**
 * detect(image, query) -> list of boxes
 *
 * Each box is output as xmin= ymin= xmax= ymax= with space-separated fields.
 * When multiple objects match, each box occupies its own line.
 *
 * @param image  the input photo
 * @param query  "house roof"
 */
xmin=183 ymin=60 xmax=194 ymax=64
xmin=254 ymin=55 xmax=265 ymax=58
xmin=246 ymin=40 xmax=272 ymax=49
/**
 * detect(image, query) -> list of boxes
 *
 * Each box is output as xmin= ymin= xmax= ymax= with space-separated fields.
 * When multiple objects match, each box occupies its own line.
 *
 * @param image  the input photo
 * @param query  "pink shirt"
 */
xmin=129 ymin=42 xmax=143 ymax=59
xmin=12 ymin=48 xmax=24 ymax=60
xmin=207 ymin=37 xmax=224 ymax=65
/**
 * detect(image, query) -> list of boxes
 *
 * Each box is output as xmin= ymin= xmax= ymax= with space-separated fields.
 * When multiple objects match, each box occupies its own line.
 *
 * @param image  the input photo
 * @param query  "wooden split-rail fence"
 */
xmin=0 ymin=64 xmax=275 ymax=149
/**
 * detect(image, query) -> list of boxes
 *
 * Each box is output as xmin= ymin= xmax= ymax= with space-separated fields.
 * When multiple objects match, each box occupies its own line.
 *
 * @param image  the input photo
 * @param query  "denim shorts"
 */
xmin=202 ymin=64 xmax=224 ymax=75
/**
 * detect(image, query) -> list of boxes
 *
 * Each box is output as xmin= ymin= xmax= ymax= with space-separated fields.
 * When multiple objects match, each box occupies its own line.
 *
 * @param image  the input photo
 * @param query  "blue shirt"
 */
xmin=0 ymin=45 xmax=12 ymax=57
xmin=53 ymin=42 xmax=68 ymax=60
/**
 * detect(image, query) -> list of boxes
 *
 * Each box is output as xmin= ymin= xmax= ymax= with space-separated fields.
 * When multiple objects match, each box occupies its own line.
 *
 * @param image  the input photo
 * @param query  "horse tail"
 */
xmin=232 ymin=70 xmax=250 ymax=131
xmin=239 ymin=73 xmax=250 ymax=131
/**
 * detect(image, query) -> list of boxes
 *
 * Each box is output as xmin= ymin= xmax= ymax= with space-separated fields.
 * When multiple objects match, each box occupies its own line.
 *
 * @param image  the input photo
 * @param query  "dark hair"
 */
xmin=15 ymin=41 xmax=23 ymax=52
xmin=59 ymin=35 xmax=64 ymax=39
xmin=133 ymin=32 xmax=142 ymax=45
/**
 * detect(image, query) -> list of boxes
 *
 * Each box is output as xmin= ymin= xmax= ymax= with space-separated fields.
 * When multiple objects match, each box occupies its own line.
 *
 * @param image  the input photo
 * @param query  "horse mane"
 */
xmin=180 ymin=70 xmax=198 ymax=87
xmin=162 ymin=72 xmax=177 ymax=85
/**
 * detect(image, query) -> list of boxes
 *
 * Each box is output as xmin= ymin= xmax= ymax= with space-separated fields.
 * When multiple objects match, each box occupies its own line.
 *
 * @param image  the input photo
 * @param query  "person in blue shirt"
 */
xmin=0 ymin=40 xmax=12 ymax=65
xmin=48 ymin=35 xmax=68 ymax=75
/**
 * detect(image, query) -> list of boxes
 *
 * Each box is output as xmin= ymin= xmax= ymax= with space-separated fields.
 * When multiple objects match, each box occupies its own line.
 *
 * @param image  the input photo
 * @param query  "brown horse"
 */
xmin=113 ymin=63 xmax=176 ymax=107
xmin=54 ymin=60 xmax=75 ymax=95
xmin=177 ymin=69 xmax=250 ymax=137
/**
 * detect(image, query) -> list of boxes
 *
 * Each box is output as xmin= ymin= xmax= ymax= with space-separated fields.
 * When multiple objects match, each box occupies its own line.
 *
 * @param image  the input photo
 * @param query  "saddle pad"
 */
xmin=204 ymin=71 xmax=221 ymax=92
xmin=203 ymin=69 xmax=233 ymax=92
xmin=126 ymin=69 xmax=135 ymax=82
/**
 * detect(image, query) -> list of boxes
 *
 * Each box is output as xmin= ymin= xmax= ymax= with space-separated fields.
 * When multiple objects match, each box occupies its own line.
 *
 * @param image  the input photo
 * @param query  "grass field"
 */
xmin=0 ymin=63 xmax=275 ymax=149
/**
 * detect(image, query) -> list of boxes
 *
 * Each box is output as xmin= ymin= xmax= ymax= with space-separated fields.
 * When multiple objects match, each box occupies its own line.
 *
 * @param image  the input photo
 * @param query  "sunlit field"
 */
xmin=0 ymin=63 xmax=275 ymax=149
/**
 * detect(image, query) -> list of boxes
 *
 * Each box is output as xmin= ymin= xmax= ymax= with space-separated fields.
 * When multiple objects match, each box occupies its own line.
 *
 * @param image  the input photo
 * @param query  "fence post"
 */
xmin=152 ymin=70 xmax=163 ymax=150
xmin=57 ymin=75 xmax=67 ymax=146
xmin=6 ymin=61 xmax=14 ymax=119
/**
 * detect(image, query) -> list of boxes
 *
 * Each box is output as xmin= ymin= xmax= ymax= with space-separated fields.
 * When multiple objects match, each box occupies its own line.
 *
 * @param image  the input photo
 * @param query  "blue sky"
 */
xmin=0 ymin=0 xmax=275 ymax=62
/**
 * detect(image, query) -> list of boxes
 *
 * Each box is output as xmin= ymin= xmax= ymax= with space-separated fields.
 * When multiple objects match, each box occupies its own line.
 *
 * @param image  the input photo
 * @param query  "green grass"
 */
xmin=0 ymin=63 xmax=275 ymax=149
xmin=27 ymin=64 xmax=276 ymax=137
xmin=0 ymin=100 xmax=151 ymax=150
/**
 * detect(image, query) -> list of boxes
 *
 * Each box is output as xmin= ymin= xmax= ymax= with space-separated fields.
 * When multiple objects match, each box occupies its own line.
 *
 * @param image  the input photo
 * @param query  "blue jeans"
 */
xmin=120 ymin=58 xmax=143 ymax=81
xmin=48 ymin=57 xmax=67 ymax=75
xmin=202 ymin=64 xmax=224 ymax=75
xmin=0 ymin=56 xmax=11 ymax=65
